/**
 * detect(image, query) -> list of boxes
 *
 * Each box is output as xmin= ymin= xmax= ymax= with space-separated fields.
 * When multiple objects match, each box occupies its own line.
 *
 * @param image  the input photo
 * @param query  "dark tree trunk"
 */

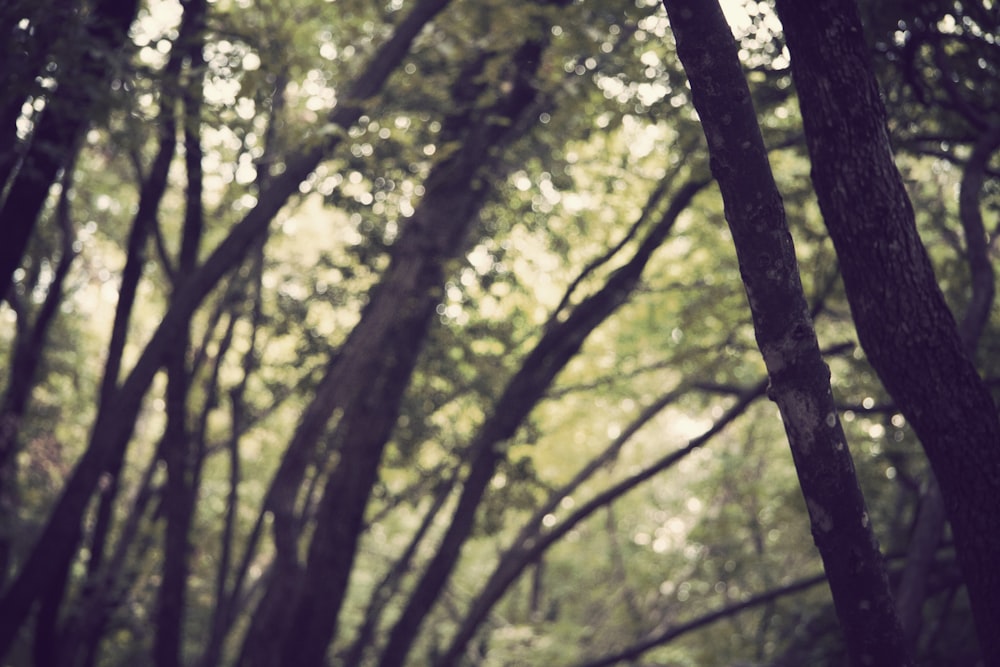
xmin=0 ymin=0 xmax=82 ymax=191
xmin=0 ymin=179 xmax=76 ymax=588
xmin=387 ymin=176 xmax=707 ymax=667
xmin=154 ymin=5 xmax=207 ymax=661
xmin=155 ymin=344 xmax=196 ymax=667
xmin=340 ymin=470 xmax=458 ymax=667
xmin=0 ymin=0 xmax=140 ymax=302
xmin=660 ymin=1 xmax=911 ymax=665
xmin=773 ymin=0 xmax=1000 ymax=654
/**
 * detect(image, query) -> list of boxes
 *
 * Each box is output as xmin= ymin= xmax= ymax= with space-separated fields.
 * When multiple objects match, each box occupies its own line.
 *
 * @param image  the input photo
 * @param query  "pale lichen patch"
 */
xmin=806 ymin=497 xmax=834 ymax=532
xmin=776 ymin=388 xmax=819 ymax=454
xmin=760 ymin=330 xmax=803 ymax=375
xmin=759 ymin=341 xmax=787 ymax=374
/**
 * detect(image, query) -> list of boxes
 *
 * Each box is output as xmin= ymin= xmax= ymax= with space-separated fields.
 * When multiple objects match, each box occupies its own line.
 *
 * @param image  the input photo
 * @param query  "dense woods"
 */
xmin=1 ymin=0 xmax=998 ymax=665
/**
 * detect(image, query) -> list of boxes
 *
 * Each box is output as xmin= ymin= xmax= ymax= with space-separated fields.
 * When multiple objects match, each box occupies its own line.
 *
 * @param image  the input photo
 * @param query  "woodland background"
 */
xmin=1 ymin=0 xmax=998 ymax=665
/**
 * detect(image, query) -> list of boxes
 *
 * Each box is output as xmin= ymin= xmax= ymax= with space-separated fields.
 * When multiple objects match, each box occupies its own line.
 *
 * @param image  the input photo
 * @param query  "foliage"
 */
xmin=0 ymin=0 xmax=996 ymax=665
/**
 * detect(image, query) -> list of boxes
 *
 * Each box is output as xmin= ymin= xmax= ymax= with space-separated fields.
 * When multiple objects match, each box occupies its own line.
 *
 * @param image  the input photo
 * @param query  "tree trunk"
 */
xmin=660 ymin=1 xmax=911 ymax=665
xmin=0 ymin=0 xmax=83 ymax=188
xmin=237 ymin=30 xmax=550 ymax=667
xmin=773 ymin=0 xmax=1000 ymax=654
xmin=0 ymin=182 xmax=76 ymax=588
xmin=895 ymin=121 xmax=1000 ymax=648
xmin=0 ymin=0 xmax=140 ymax=302
xmin=437 ymin=377 xmax=770 ymax=667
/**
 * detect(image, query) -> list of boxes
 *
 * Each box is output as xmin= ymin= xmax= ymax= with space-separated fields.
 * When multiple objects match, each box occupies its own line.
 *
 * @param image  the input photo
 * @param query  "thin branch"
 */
xmin=572 ymin=572 xmax=829 ymax=667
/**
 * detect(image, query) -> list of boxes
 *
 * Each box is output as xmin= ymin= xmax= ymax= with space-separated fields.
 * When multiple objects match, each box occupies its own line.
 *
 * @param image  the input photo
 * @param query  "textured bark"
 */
xmin=895 ymin=122 xmax=1000 ymax=648
xmin=774 ymin=0 xmax=1000 ymax=655
xmin=661 ymin=2 xmax=911 ymax=665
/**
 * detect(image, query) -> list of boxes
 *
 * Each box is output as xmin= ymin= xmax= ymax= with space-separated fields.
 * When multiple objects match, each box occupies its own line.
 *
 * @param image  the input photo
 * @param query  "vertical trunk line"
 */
xmin=661 ymin=2 xmax=912 ymax=665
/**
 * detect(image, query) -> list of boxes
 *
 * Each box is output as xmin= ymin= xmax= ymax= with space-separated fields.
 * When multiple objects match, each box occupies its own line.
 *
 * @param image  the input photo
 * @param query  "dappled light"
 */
xmin=0 ymin=0 xmax=998 ymax=666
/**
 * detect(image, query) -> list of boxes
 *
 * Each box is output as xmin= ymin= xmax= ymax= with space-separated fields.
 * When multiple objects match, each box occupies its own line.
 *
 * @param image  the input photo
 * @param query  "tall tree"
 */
xmin=659 ymin=1 xmax=910 ymax=665
xmin=858 ymin=1 xmax=1000 ymax=646
xmin=237 ymin=16 xmax=559 ymax=667
xmin=154 ymin=2 xmax=208 ymax=665
xmin=774 ymin=0 xmax=1000 ymax=654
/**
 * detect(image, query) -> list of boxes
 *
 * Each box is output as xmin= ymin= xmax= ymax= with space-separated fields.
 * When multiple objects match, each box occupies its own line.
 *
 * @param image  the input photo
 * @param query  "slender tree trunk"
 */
xmin=340 ymin=471 xmax=457 ymax=666
xmin=154 ymin=4 xmax=207 ymax=663
xmin=660 ymin=1 xmax=911 ymax=665
xmin=385 ymin=176 xmax=706 ymax=667
xmin=78 ymin=0 xmax=199 ymax=599
xmin=773 ymin=0 xmax=1000 ymax=654
xmin=155 ymin=343 xmax=195 ymax=667
xmin=197 ymin=250 xmax=265 ymax=667
xmin=0 ymin=178 xmax=76 ymax=588
xmin=956 ymin=124 xmax=1000 ymax=351
xmin=0 ymin=0 xmax=83 ymax=188
xmin=437 ymin=376 xmax=770 ymax=667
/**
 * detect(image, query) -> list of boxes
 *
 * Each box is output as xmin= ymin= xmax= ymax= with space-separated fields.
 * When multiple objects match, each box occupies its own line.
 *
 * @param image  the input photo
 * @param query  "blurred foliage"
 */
xmin=0 ymin=0 xmax=996 ymax=665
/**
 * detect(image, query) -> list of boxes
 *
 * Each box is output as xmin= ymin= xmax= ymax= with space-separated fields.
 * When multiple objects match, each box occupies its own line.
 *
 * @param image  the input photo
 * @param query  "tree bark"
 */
xmin=773 ymin=0 xmax=1000 ymax=655
xmin=660 ymin=1 xmax=911 ymax=665
xmin=154 ymin=4 xmax=207 ymax=662
xmin=378 ymin=176 xmax=708 ymax=667
xmin=895 ymin=122 xmax=1000 ymax=648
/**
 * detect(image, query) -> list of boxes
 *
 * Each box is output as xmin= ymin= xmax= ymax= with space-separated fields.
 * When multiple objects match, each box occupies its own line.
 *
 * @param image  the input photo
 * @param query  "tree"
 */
xmin=0 ymin=0 xmax=995 ymax=665
xmin=237 ymin=20 xmax=561 ymax=667
xmin=774 ymin=0 xmax=1000 ymax=654
xmin=660 ymin=1 xmax=909 ymax=664
xmin=858 ymin=0 xmax=1000 ymax=648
